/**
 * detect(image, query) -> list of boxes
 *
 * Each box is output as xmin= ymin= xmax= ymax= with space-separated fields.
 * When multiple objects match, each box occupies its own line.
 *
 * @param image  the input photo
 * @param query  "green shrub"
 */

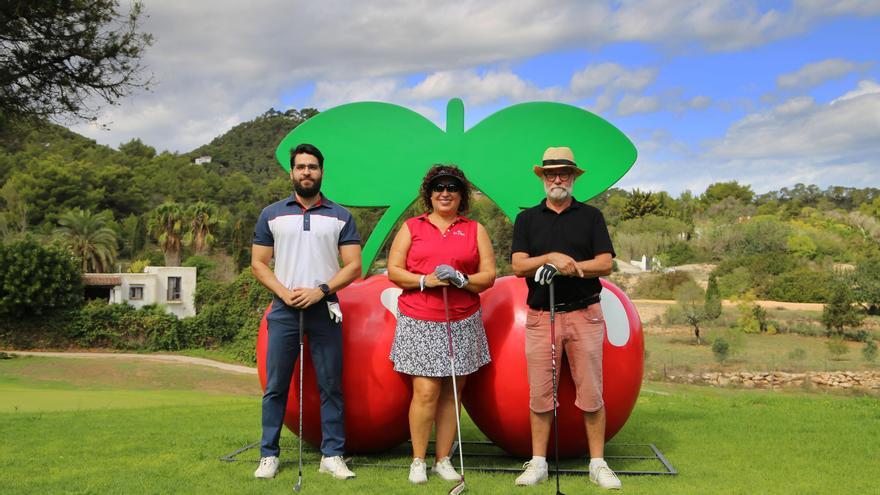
xmin=863 ymin=339 xmax=878 ymax=363
xmin=712 ymin=337 xmax=730 ymax=363
xmin=659 ymin=241 xmax=695 ymax=266
xmin=822 ymin=281 xmax=864 ymax=336
xmin=632 ymin=271 xmax=696 ymax=300
xmin=717 ymin=266 xmax=753 ymax=298
xmin=826 ymin=336 xmax=850 ymax=361
xmin=777 ymin=321 xmax=824 ymax=337
xmin=0 ymin=310 xmax=79 ymax=348
xmin=663 ymin=304 xmax=686 ymax=325
xmin=181 ymin=270 xmax=272 ymax=361
xmin=0 ymin=239 xmax=82 ymax=317
xmin=704 ymin=273 xmax=722 ymax=320
xmin=765 ymin=268 xmax=833 ymax=302
xmin=67 ymin=301 xmax=184 ymax=351
xmin=183 ymin=254 xmax=216 ymax=281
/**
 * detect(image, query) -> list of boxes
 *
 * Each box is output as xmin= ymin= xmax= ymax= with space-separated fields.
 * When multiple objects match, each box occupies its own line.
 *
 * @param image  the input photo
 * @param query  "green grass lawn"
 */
xmin=2 ymin=356 xmax=878 ymax=494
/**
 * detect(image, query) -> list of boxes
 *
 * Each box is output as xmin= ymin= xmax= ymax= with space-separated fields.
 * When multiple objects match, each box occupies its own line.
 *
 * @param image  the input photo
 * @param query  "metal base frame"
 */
xmin=221 ymin=440 xmax=676 ymax=476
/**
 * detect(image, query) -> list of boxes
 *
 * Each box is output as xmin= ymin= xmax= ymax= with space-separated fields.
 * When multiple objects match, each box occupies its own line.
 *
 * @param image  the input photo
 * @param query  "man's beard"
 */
xmin=545 ymin=183 xmax=572 ymax=202
xmin=293 ymin=176 xmax=322 ymax=198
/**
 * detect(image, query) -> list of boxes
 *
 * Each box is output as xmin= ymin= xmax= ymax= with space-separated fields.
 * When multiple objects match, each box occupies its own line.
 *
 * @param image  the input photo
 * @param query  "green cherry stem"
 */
xmin=360 ymin=200 xmax=411 ymax=278
xmin=446 ymin=98 xmax=464 ymax=136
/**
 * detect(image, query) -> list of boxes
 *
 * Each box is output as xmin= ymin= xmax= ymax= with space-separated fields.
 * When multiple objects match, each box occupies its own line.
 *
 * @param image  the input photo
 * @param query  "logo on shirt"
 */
xmin=453 ymin=229 xmax=466 ymax=237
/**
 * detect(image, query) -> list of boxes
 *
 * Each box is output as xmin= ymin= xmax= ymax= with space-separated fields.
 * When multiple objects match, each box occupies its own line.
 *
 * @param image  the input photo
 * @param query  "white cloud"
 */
xmin=64 ymin=0 xmax=878 ymax=152
xmin=711 ymin=80 xmax=880 ymax=160
xmin=777 ymin=58 xmax=872 ymax=88
xmin=831 ymin=79 xmax=880 ymax=103
xmin=615 ymin=81 xmax=880 ymax=195
xmin=570 ymin=63 xmax=657 ymax=98
xmin=617 ymin=94 xmax=662 ymax=116
xmin=402 ymin=70 xmax=562 ymax=105
xmin=688 ymin=95 xmax=712 ymax=110
xmin=311 ymin=78 xmax=401 ymax=109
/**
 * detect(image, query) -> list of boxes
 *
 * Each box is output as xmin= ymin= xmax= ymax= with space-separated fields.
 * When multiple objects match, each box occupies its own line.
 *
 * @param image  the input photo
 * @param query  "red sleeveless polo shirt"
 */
xmin=396 ymin=213 xmax=481 ymax=322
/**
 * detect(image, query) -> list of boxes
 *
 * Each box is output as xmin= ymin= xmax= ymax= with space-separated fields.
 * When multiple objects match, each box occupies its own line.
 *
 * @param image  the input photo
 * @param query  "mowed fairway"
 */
xmin=1 ymin=355 xmax=878 ymax=494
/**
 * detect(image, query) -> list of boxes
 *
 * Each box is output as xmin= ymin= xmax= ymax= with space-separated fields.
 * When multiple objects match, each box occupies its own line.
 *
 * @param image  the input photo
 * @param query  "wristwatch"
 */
xmin=319 ymin=284 xmax=330 ymax=298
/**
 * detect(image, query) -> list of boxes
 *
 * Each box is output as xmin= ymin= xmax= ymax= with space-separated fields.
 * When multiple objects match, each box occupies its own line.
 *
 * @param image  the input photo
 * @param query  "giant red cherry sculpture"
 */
xmin=462 ymin=276 xmax=643 ymax=458
xmin=256 ymin=275 xmax=411 ymax=453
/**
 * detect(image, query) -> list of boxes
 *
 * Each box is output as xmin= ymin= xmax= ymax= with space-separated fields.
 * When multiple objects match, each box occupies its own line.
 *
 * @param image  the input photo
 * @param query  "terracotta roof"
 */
xmin=82 ymin=274 xmax=122 ymax=286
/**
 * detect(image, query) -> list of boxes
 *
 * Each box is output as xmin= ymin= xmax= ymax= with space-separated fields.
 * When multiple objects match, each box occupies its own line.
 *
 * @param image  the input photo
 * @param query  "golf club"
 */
xmin=549 ymin=280 xmax=565 ymax=495
xmin=442 ymin=287 xmax=467 ymax=495
xmin=294 ymin=310 xmax=304 ymax=492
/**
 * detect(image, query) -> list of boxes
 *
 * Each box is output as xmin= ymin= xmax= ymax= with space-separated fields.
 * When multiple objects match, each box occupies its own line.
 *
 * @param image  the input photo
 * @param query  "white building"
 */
xmin=193 ymin=155 xmax=212 ymax=165
xmin=83 ymin=266 xmax=197 ymax=318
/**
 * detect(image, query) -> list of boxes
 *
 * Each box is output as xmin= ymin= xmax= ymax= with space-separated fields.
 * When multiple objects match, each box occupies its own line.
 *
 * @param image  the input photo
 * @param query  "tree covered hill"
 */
xmin=186 ymin=108 xmax=317 ymax=185
xmin=2 ymin=111 xmax=880 ymax=308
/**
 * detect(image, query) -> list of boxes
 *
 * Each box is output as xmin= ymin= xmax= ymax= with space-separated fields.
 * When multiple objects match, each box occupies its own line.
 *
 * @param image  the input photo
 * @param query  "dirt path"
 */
xmin=6 ymin=351 xmax=257 ymax=375
xmin=633 ymin=299 xmax=824 ymax=311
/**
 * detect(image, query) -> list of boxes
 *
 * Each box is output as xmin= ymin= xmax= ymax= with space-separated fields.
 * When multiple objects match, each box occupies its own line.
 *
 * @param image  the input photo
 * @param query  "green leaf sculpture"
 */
xmin=275 ymin=99 xmax=637 ymax=276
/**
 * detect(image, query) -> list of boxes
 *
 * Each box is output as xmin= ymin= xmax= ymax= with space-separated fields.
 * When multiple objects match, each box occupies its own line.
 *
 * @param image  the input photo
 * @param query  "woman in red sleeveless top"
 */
xmin=388 ymin=165 xmax=496 ymax=484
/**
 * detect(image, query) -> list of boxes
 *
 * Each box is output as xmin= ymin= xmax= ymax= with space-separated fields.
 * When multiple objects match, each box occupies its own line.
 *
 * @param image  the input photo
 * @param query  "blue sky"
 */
xmin=73 ymin=1 xmax=880 ymax=195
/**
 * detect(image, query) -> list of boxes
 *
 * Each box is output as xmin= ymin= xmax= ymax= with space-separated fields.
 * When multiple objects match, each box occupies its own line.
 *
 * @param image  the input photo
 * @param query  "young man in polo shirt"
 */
xmin=511 ymin=146 xmax=622 ymax=490
xmin=251 ymin=143 xmax=362 ymax=480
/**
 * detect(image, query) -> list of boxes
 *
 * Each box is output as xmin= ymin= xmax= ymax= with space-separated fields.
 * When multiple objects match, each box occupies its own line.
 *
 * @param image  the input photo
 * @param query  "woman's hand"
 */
xmin=424 ymin=272 xmax=450 ymax=288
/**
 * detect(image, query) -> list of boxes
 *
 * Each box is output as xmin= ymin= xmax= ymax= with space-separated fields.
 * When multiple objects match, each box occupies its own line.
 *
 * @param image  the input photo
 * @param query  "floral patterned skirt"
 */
xmin=389 ymin=309 xmax=491 ymax=377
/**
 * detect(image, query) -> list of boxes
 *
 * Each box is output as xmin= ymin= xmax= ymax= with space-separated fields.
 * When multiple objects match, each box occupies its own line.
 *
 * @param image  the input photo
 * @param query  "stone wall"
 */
xmin=655 ymin=370 xmax=880 ymax=391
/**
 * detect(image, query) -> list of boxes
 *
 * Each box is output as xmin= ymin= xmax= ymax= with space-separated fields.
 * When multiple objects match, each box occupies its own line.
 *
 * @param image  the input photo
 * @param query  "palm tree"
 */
xmin=56 ymin=209 xmax=118 ymax=272
xmin=148 ymin=202 xmax=184 ymax=266
xmin=184 ymin=201 xmax=219 ymax=254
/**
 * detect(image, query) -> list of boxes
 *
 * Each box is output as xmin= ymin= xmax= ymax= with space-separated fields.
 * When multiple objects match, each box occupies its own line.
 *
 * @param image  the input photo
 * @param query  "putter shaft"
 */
xmin=442 ymin=287 xmax=467 ymax=494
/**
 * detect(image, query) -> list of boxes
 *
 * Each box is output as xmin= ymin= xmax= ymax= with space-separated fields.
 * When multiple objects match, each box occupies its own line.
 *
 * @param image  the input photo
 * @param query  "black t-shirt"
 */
xmin=511 ymin=197 xmax=615 ymax=310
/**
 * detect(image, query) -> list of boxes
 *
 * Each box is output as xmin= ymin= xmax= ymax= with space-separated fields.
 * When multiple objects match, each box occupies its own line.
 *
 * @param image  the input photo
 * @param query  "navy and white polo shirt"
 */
xmin=253 ymin=193 xmax=360 ymax=295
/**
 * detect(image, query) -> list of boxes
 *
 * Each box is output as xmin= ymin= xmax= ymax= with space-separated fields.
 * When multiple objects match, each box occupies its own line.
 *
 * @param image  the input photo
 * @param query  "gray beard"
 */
xmin=546 ymin=186 xmax=571 ymax=202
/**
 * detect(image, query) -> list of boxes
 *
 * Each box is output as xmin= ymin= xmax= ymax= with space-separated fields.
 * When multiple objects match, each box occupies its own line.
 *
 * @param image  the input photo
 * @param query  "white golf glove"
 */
xmin=327 ymin=301 xmax=343 ymax=323
xmin=534 ymin=263 xmax=558 ymax=285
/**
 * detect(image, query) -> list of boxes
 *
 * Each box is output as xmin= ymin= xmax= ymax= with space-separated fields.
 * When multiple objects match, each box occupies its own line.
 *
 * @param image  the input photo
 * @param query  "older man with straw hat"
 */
xmin=511 ymin=146 xmax=622 ymax=490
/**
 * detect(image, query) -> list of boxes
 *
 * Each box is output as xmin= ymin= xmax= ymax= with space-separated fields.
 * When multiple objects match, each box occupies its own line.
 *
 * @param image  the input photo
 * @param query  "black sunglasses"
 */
xmin=431 ymin=183 xmax=461 ymax=193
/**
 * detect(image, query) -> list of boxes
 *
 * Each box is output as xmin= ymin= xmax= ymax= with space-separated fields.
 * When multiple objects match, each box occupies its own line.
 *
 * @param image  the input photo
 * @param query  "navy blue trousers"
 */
xmin=260 ymin=299 xmax=345 ymax=457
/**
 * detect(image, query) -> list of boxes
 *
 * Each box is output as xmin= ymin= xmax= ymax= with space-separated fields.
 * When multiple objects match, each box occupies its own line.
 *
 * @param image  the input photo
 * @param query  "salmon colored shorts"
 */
xmin=524 ymin=303 xmax=605 ymax=413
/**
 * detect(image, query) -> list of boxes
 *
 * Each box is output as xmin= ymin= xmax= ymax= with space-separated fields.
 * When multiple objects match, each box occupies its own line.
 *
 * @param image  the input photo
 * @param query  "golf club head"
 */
xmin=448 ymin=480 xmax=466 ymax=495
xmin=294 ymin=477 xmax=302 ymax=492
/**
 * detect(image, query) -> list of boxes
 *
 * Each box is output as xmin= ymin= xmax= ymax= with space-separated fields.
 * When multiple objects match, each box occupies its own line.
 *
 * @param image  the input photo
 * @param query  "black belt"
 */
xmin=537 ymin=294 xmax=601 ymax=313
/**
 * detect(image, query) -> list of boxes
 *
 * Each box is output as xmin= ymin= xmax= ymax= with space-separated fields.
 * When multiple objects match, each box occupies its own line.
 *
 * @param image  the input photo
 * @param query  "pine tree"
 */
xmin=705 ymin=273 xmax=722 ymax=320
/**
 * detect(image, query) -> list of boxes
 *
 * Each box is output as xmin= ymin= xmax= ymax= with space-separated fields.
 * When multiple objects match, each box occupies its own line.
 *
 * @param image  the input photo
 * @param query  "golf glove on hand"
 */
xmin=534 ymin=263 xmax=558 ymax=285
xmin=435 ymin=264 xmax=469 ymax=288
xmin=327 ymin=301 xmax=343 ymax=323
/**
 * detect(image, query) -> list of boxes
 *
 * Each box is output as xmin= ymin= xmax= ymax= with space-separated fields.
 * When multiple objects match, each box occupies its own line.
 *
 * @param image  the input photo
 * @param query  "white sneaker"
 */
xmin=409 ymin=457 xmax=428 ymax=484
xmin=431 ymin=456 xmax=462 ymax=482
xmin=254 ymin=456 xmax=279 ymax=479
xmin=515 ymin=459 xmax=548 ymax=486
xmin=319 ymin=455 xmax=356 ymax=479
xmin=590 ymin=461 xmax=622 ymax=490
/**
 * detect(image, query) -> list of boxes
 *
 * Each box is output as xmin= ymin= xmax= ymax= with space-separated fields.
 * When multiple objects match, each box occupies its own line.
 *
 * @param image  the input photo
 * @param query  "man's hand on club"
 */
xmin=546 ymin=252 xmax=584 ymax=277
xmin=288 ymin=287 xmax=324 ymax=309
xmin=435 ymin=264 xmax=469 ymax=288
xmin=534 ymin=263 xmax=558 ymax=285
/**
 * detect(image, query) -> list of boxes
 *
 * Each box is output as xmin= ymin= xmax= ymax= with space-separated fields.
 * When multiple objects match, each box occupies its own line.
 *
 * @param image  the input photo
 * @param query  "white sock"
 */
xmin=590 ymin=458 xmax=607 ymax=469
xmin=532 ymin=456 xmax=547 ymax=466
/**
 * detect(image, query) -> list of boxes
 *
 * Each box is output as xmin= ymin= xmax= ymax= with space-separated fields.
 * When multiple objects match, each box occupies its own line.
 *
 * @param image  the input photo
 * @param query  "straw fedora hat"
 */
xmin=533 ymin=146 xmax=585 ymax=178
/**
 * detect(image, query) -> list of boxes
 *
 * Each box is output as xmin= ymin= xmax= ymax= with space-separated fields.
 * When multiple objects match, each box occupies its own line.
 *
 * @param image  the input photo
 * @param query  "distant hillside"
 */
xmin=186 ymin=108 xmax=317 ymax=186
